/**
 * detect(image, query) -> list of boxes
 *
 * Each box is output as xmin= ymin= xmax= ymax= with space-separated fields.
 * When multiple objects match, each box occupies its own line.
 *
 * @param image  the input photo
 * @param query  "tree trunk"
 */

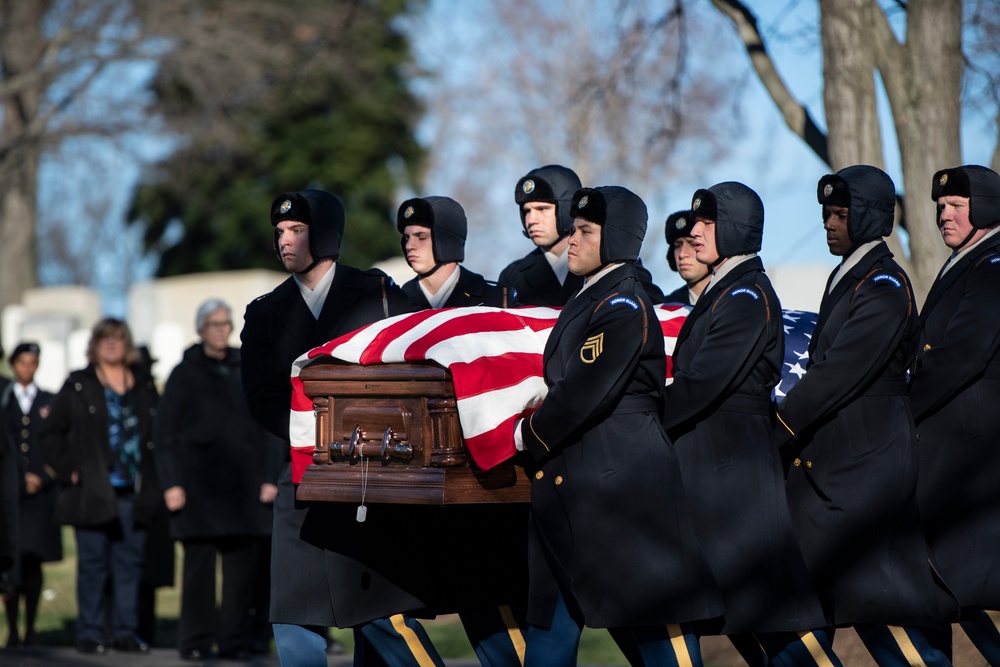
xmin=0 ymin=1 xmax=47 ymax=317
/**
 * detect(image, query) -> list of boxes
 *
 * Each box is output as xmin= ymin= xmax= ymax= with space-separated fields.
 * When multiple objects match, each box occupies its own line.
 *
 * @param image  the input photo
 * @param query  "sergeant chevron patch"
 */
xmin=580 ymin=333 xmax=604 ymax=364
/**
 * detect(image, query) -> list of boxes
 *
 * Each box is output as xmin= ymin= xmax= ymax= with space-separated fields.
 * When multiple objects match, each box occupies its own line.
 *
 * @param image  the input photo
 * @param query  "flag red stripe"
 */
xmin=449 ymin=352 xmax=544 ymax=399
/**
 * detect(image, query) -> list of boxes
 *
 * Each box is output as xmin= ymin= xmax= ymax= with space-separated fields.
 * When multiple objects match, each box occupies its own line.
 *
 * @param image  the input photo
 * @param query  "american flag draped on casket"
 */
xmin=288 ymin=304 xmax=817 ymax=484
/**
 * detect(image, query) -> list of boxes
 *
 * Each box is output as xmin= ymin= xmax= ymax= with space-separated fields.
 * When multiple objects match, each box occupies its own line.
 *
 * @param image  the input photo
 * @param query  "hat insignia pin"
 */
xmin=676 ymin=218 xmax=687 ymax=230
xmin=823 ymin=183 xmax=834 ymax=197
xmin=693 ymin=197 xmax=701 ymax=210
xmin=578 ymin=195 xmax=589 ymax=208
xmin=939 ymin=173 xmax=949 ymax=186
xmin=279 ymin=200 xmax=292 ymax=214
xmin=404 ymin=206 xmax=414 ymax=218
xmin=523 ymin=180 xmax=535 ymax=194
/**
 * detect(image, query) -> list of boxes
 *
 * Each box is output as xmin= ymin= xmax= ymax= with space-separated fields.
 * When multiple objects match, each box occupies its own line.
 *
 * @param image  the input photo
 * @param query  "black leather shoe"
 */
xmin=114 ymin=634 xmax=150 ymax=653
xmin=76 ymin=637 xmax=107 ymax=653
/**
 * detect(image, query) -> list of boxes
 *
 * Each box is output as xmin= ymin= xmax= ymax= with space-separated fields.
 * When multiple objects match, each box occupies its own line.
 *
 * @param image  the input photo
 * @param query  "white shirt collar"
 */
xmin=828 ymin=239 xmax=883 ymax=293
xmin=941 ymin=226 xmax=1000 ymax=277
xmin=544 ymin=246 xmax=570 ymax=286
xmin=576 ymin=262 xmax=625 ymax=297
xmin=14 ymin=382 xmax=37 ymax=414
xmin=293 ymin=262 xmax=336 ymax=319
xmin=704 ymin=253 xmax=756 ymax=294
xmin=420 ymin=264 xmax=462 ymax=309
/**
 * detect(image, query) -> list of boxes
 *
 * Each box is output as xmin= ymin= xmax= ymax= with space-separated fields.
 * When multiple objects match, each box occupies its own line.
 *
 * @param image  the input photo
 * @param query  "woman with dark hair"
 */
xmin=40 ymin=318 xmax=162 ymax=654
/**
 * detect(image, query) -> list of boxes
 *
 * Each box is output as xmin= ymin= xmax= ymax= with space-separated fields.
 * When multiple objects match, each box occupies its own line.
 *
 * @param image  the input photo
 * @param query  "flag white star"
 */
xmin=784 ymin=361 xmax=807 ymax=379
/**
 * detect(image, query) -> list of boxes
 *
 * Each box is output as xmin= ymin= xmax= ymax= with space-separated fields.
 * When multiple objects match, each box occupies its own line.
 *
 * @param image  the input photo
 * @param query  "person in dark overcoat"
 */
xmin=500 ymin=164 xmax=664 ymax=305
xmin=398 ymin=195 xmax=516 ymax=309
xmin=663 ymin=181 xmax=836 ymax=665
xmin=0 ymin=344 xmax=17 ymax=604
xmin=2 ymin=343 xmax=61 ymax=648
xmin=39 ymin=318 xmax=162 ymax=654
xmin=516 ymin=185 xmax=723 ymax=667
xmin=155 ymin=299 xmax=279 ymax=660
xmin=661 ymin=210 xmax=711 ymax=305
xmin=775 ymin=166 xmax=952 ymax=666
xmin=241 ymin=189 xmax=456 ymax=667
xmin=909 ymin=164 xmax=1000 ymax=664
xmin=395 ymin=195 xmax=531 ymax=666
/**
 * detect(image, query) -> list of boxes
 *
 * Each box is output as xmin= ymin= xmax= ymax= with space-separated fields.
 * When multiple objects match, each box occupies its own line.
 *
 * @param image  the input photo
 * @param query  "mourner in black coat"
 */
xmin=40 ymin=319 xmax=162 ymax=653
xmin=517 ymin=186 xmax=722 ymax=667
xmin=156 ymin=301 xmax=279 ymax=660
xmin=909 ymin=165 xmax=1000 ymax=664
xmin=661 ymin=209 xmax=711 ymax=305
xmin=663 ymin=182 xmax=835 ymax=664
xmin=500 ymin=164 xmax=664 ymax=305
xmin=775 ymin=166 xmax=950 ymax=665
xmin=2 ymin=343 xmax=61 ymax=648
xmin=241 ymin=189 xmax=462 ymax=666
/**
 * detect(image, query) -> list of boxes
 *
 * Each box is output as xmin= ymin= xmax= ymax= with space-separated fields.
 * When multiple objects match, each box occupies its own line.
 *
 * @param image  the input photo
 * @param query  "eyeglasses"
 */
xmin=205 ymin=321 xmax=233 ymax=330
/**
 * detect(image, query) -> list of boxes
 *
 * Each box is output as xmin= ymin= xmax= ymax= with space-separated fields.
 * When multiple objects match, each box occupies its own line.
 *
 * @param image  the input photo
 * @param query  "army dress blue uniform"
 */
xmin=776 ymin=166 xmax=950 ymax=667
xmin=664 ymin=182 xmax=834 ymax=666
xmin=910 ymin=165 xmax=1000 ymax=663
xmin=520 ymin=186 xmax=722 ymax=667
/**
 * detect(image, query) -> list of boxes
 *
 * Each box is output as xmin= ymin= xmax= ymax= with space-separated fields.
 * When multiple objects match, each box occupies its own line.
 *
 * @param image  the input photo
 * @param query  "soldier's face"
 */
xmin=522 ymin=202 xmax=560 ymax=248
xmin=276 ymin=220 xmax=315 ymax=274
xmin=691 ymin=218 xmax=719 ymax=265
xmin=673 ymin=237 xmax=705 ymax=283
xmin=12 ymin=352 xmax=39 ymax=386
xmin=823 ymin=205 xmax=852 ymax=256
xmin=567 ymin=219 xmax=602 ymax=275
xmin=402 ymin=225 xmax=435 ymax=274
xmin=937 ymin=195 xmax=977 ymax=249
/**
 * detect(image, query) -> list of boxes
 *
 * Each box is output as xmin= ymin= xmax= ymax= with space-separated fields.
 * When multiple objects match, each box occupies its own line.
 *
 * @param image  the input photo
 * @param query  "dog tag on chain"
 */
xmin=356 ymin=505 xmax=367 ymax=522
xmin=357 ymin=456 xmax=369 ymax=522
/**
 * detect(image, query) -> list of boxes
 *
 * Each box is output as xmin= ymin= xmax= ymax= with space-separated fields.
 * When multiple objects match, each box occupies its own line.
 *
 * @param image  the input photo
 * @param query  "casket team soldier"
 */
xmin=515 ymin=186 xmax=723 ymax=667
xmin=775 ymin=166 xmax=952 ymax=666
xmin=395 ymin=195 xmax=529 ymax=666
xmin=241 ymin=189 xmax=452 ymax=667
xmin=398 ymin=195 xmax=516 ymax=308
xmin=663 ymin=182 xmax=839 ymax=666
xmin=500 ymin=164 xmax=664 ymax=305
xmin=661 ymin=209 xmax=711 ymax=305
xmin=909 ymin=165 xmax=1000 ymax=664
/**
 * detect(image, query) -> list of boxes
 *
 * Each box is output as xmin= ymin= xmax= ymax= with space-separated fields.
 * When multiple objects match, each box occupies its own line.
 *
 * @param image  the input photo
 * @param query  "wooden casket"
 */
xmin=296 ymin=360 xmax=531 ymax=505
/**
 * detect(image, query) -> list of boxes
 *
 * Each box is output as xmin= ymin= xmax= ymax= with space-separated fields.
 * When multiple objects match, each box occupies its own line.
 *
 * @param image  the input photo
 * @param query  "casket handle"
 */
xmin=380 ymin=425 xmax=413 ymax=464
xmin=328 ymin=424 xmax=365 ymax=461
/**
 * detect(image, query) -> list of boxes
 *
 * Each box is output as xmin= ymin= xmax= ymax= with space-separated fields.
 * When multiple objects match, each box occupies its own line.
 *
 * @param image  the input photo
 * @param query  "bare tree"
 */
xmin=709 ymin=0 xmax=991 ymax=303
xmin=410 ymin=0 xmax=739 ymax=277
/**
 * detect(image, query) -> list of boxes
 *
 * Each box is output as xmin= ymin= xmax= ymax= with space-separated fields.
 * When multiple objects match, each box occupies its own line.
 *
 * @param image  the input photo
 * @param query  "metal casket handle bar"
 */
xmin=329 ymin=424 xmax=413 ymax=464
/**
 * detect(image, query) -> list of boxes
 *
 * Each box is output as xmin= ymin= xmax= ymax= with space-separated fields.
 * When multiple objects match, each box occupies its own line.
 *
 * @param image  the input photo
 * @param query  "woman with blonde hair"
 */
xmin=41 ymin=318 xmax=162 ymax=654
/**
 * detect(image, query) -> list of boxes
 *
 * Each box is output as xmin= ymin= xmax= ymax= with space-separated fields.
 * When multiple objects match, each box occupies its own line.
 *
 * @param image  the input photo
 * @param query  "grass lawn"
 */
xmin=2 ymin=527 xmax=630 ymax=664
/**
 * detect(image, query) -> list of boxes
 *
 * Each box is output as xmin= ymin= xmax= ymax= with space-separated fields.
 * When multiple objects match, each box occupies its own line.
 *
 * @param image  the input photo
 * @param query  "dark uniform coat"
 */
xmin=2 ymin=384 xmax=62 ymax=562
xmin=664 ymin=257 xmax=827 ymax=635
xmin=910 ymin=232 xmax=1000 ymax=611
xmin=520 ymin=263 xmax=723 ymax=629
xmin=243 ymin=265 xmax=504 ymax=628
xmin=401 ymin=266 xmax=516 ymax=309
xmin=776 ymin=243 xmax=942 ymax=626
xmin=0 ymin=377 xmax=17 ymax=588
xmin=500 ymin=250 xmax=665 ymax=307
xmin=155 ymin=345 xmax=277 ymax=540
xmin=40 ymin=364 xmax=163 ymax=528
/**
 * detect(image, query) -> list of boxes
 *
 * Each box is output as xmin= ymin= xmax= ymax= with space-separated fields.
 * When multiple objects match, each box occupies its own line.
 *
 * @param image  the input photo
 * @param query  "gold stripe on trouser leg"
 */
xmin=887 ymin=626 xmax=926 ymax=667
xmin=986 ymin=609 xmax=1000 ymax=634
xmin=389 ymin=614 xmax=438 ymax=667
xmin=667 ymin=624 xmax=694 ymax=667
xmin=798 ymin=630 xmax=838 ymax=667
xmin=497 ymin=604 xmax=526 ymax=665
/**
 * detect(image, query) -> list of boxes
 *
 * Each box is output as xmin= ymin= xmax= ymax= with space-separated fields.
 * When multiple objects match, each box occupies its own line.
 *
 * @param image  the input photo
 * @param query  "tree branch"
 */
xmin=709 ymin=0 xmax=829 ymax=166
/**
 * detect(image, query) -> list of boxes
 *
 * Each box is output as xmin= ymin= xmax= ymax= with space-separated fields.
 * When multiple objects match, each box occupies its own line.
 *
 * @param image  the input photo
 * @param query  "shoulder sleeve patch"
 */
xmin=989 ymin=256 xmax=1000 ymax=265
xmin=870 ymin=273 xmax=902 ymax=288
xmin=608 ymin=296 xmax=640 ymax=310
xmin=729 ymin=287 xmax=760 ymax=300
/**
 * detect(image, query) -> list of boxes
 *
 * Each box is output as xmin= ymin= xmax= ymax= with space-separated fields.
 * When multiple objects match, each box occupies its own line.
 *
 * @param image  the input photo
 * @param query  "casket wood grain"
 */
xmin=296 ymin=360 xmax=530 ymax=505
